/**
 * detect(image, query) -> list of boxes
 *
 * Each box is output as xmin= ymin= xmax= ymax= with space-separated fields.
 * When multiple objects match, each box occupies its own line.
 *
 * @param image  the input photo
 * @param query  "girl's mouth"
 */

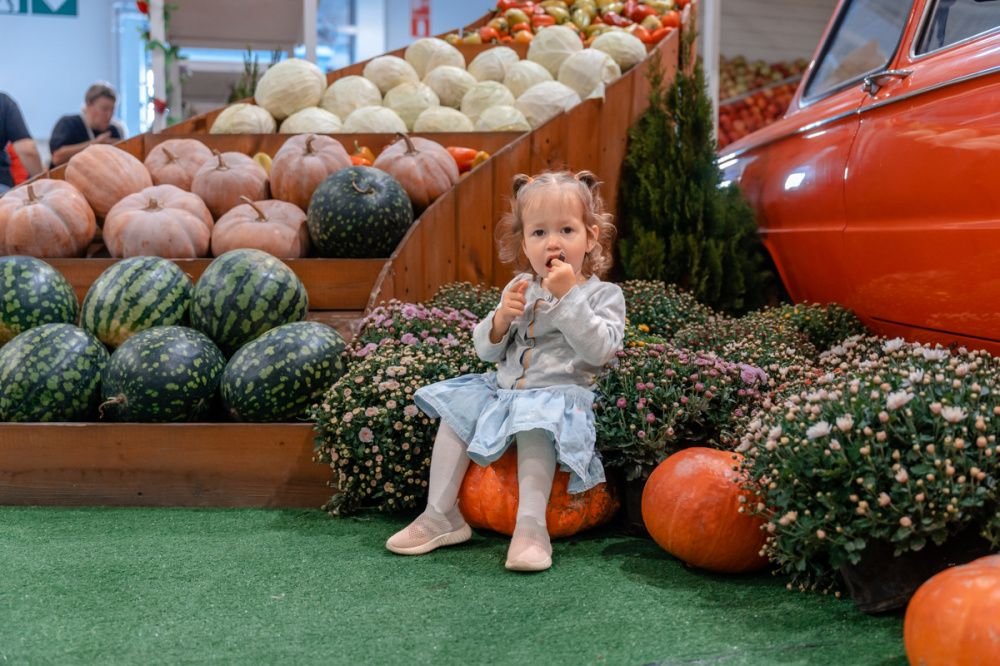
xmin=546 ymin=251 xmax=566 ymax=268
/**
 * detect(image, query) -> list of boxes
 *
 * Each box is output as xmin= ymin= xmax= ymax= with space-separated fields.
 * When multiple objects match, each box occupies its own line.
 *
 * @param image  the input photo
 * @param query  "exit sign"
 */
xmin=0 ymin=0 xmax=77 ymax=15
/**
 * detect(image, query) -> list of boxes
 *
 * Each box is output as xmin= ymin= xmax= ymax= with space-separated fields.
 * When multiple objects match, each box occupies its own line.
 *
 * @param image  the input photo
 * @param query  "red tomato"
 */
xmin=479 ymin=26 xmax=500 ymax=42
xmin=660 ymin=10 xmax=681 ymax=29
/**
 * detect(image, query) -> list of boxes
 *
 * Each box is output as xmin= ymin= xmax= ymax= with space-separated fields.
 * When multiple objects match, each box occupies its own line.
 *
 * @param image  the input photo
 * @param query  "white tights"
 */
xmin=426 ymin=423 xmax=556 ymax=526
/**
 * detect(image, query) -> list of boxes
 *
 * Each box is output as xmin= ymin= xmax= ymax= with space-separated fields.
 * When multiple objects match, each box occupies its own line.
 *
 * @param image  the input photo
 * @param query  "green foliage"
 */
xmin=427 ymin=282 xmax=502 ymax=320
xmin=228 ymin=48 xmax=282 ymax=104
xmin=746 ymin=302 xmax=868 ymax=352
xmin=620 ymin=280 xmax=714 ymax=339
xmin=619 ymin=35 xmax=774 ymax=314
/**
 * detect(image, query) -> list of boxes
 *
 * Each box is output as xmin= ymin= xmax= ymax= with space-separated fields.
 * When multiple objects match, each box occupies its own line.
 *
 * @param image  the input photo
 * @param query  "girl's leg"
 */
xmin=506 ymin=428 xmax=556 ymax=572
xmin=386 ymin=421 xmax=472 ymax=555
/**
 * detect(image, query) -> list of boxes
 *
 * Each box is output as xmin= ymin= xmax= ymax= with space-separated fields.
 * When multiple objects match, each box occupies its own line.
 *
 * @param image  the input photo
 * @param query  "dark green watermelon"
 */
xmin=306 ymin=165 xmax=413 ymax=258
xmin=221 ymin=321 xmax=347 ymax=422
xmin=0 ymin=256 xmax=78 ymax=345
xmin=100 ymin=325 xmax=225 ymax=422
xmin=190 ymin=249 xmax=308 ymax=357
xmin=80 ymin=256 xmax=193 ymax=349
xmin=0 ymin=323 xmax=108 ymax=421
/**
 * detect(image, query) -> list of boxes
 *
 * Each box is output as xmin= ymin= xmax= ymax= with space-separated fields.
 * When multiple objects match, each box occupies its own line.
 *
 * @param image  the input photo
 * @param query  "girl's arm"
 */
xmin=473 ymin=276 xmax=530 ymax=361
xmin=549 ymin=282 xmax=626 ymax=366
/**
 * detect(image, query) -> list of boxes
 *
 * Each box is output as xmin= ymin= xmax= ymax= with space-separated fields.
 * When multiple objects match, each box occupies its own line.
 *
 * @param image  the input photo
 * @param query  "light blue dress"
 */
xmin=414 ymin=274 xmax=626 ymax=493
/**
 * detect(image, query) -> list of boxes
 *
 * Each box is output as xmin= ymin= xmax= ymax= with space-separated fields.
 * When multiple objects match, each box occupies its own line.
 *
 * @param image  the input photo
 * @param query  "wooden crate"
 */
xmin=0 ymin=423 xmax=332 ymax=507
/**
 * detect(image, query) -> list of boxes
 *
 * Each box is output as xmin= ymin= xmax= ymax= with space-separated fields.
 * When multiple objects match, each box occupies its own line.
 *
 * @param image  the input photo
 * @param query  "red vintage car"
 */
xmin=719 ymin=0 xmax=1000 ymax=354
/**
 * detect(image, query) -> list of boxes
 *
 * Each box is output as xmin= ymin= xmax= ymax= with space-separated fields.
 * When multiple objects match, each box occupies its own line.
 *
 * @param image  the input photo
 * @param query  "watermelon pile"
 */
xmin=0 ymin=253 xmax=348 ymax=423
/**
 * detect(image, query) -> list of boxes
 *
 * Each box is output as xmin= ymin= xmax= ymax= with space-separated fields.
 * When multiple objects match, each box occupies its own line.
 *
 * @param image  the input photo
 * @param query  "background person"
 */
xmin=0 ymin=91 xmax=43 ymax=194
xmin=49 ymin=82 xmax=128 ymax=167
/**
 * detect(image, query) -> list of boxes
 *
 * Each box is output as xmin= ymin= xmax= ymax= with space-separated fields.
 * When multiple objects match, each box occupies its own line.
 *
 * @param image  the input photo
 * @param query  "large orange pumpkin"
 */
xmin=144 ymin=138 xmax=214 ymax=191
xmin=65 ymin=144 xmax=153 ymax=219
xmin=371 ymin=132 xmax=459 ymax=211
xmin=458 ymin=447 xmax=620 ymax=538
xmin=904 ymin=554 xmax=1000 ymax=665
xmin=211 ymin=197 xmax=309 ymax=258
xmin=0 ymin=180 xmax=96 ymax=257
xmin=103 ymin=184 xmax=213 ymax=258
xmin=641 ymin=447 xmax=768 ymax=573
xmin=270 ymin=134 xmax=352 ymax=211
xmin=191 ymin=150 xmax=269 ymax=219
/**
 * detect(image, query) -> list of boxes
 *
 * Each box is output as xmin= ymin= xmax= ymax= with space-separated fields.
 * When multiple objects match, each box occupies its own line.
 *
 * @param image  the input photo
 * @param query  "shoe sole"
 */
xmin=504 ymin=556 xmax=552 ymax=572
xmin=385 ymin=523 xmax=472 ymax=556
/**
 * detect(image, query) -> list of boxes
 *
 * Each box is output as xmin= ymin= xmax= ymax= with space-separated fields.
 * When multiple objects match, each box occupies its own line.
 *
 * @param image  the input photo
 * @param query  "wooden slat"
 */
xmin=390 ymin=219 xmax=426 ymax=303
xmin=418 ymin=190 xmax=457 ymax=299
xmin=599 ymin=73 xmax=635 ymax=220
xmin=490 ymin=133 xmax=531 ymax=287
xmin=0 ymin=423 xmax=332 ymax=508
xmin=632 ymin=29 xmax=681 ymax=124
xmin=455 ymin=159 xmax=495 ymax=285
xmin=529 ymin=111 xmax=569 ymax=174
xmin=565 ymin=98 xmax=602 ymax=174
xmin=44 ymin=257 xmax=384 ymax=311
xmin=305 ymin=310 xmax=363 ymax=342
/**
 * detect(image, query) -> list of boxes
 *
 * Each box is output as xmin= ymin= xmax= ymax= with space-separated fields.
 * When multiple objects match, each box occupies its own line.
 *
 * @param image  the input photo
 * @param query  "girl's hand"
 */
xmin=542 ymin=258 xmax=575 ymax=299
xmin=491 ymin=280 xmax=529 ymax=342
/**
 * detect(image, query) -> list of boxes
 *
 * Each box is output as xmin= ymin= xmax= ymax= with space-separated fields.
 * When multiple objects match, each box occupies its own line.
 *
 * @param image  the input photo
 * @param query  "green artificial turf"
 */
xmin=0 ymin=507 xmax=906 ymax=665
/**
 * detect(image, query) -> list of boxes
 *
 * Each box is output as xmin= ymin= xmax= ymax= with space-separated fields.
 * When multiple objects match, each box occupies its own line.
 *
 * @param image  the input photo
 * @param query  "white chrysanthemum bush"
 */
xmin=739 ymin=335 xmax=1000 ymax=592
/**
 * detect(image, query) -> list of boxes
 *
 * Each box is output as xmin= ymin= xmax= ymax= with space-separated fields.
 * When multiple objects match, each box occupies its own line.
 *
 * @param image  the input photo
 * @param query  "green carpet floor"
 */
xmin=0 ymin=507 xmax=905 ymax=665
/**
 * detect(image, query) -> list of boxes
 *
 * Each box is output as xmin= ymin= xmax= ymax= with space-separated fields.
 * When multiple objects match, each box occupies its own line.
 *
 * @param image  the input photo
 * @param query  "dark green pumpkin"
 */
xmin=221 ymin=321 xmax=347 ymax=422
xmin=0 ymin=256 xmax=78 ymax=346
xmin=306 ymin=165 xmax=413 ymax=258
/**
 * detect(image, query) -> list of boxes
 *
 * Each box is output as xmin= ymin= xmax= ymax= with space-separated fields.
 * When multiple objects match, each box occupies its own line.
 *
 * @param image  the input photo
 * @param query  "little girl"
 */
xmin=386 ymin=170 xmax=625 ymax=572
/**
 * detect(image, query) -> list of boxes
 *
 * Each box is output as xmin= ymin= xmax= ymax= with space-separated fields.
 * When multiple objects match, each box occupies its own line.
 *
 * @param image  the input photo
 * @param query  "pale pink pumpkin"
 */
xmin=0 ymin=179 xmax=96 ymax=257
xmin=211 ymin=197 xmax=309 ymax=258
xmin=144 ymin=139 xmax=214 ymax=191
xmin=270 ymin=134 xmax=351 ymax=211
xmin=65 ymin=144 xmax=153 ymax=219
xmin=191 ymin=150 xmax=269 ymax=219
xmin=371 ymin=132 xmax=459 ymax=211
xmin=103 ymin=184 xmax=214 ymax=258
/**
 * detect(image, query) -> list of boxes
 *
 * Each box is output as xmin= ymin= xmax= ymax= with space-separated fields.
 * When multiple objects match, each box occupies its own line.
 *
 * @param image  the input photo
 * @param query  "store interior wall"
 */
xmin=720 ymin=0 xmax=836 ymax=63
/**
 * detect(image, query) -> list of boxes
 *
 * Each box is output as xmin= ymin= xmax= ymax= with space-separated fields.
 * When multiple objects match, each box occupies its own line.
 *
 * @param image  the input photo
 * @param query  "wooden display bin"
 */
xmin=0 ymin=423 xmax=332 ymax=507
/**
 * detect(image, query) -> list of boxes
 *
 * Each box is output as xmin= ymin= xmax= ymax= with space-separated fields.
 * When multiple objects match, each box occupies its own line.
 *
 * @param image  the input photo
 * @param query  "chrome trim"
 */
xmin=862 ymin=69 xmax=913 ymax=96
xmin=859 ymin=64 xmax=1000 ymax=114
xmin=718 ymin=64 xmax=1000 ymax=162
xmin=910 ymin=0 xmax=1000 ymax=60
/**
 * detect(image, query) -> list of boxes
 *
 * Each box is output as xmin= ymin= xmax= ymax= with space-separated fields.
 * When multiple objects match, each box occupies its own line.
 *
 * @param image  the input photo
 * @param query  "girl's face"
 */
xmin=520 ymin=186 xmax=599 ymax=279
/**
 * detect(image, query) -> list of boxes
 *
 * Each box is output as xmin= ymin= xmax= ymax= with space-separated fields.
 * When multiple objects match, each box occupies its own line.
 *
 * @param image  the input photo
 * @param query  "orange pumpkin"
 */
xmin=65 ymin=144 xmax=153 ymax=219
xmin=191 ymin=150 xmax=269 ymax=219
xmin=458 ymin=447 xmax=620 ymax=538
xmin=641 ymin=447 xmax=768 ymax=573
xmin=144 ymin=139 xmax=214 ymax=191
xmin=211 ymin=196 xmax=309 ymax=258
xmin=904 ymin=554 xmax=1000 ymax=665
xmin=103 ymin=184 xmax=213 ymax=258
xmin=372 ymin=132 xmax=459 ymax=211
xmin=0 ymin=180 xmax=96 ymax=257
xmin=270 ymin=134 xmax=352 ymax=211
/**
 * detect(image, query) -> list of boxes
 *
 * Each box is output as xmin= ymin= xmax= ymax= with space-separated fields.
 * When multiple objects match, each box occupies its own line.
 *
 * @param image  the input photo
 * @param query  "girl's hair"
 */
xmin=495 ymin=170 xmax=616 ymax=278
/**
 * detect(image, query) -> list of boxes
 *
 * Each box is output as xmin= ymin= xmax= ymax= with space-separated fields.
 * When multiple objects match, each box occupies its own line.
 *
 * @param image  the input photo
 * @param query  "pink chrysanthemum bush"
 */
xmin=595 ymin=334 xmax=769 ymax=481
xmin=427 ymin=281 xmax=502 ymax=319
xmin=738 ymin=336 xmax=1000 ymax=592
xmin=311 ymin=298 xmax=489 ymax=515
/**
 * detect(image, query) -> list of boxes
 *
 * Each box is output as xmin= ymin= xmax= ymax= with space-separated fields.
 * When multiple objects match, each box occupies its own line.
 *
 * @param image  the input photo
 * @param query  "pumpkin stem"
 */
xmin=97 ymin=395 xmax=126 ymax=420
xmin=396 ymin=132 xmax=417 ymax=155
xmin=213 ymin=149 xmax=228 ymax=171
xmin=145 ymin=197 xmax=162 ymax=212
xmin=240 ymin=195 xmax=268 ymax=221
xmin=305 ymin=134 xmax=316 ymax=154
xmin=26 ymin=183 xmax=38 ymax=203
xmin=162 ymin=147 xmax=178 ymax=163
xmin=350 ymin=172 xmax=375 ymax=195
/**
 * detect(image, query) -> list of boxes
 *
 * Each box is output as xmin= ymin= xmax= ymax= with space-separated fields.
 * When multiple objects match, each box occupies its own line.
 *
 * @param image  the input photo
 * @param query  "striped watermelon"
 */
xmin=80 ymin=256 xmax=193 ymax=348
xmin=0 ymin=323 xmax=108 ymax=421
xmin=100 ymin=325 xmax=225 ymax=422
xmin=190 ymin=248 xmax=308 ymax=356
xmin=0 ymin=256 xmax=78 ymax=345
xmin=221 ymin=321 xmax=347 ymax=422
xmin=306 ymin=165 xmax=413 ymax=257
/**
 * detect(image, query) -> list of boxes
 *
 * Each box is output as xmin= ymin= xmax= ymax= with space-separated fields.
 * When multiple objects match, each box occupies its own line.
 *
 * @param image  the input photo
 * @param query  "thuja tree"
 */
xmin=618 ymin=34 xmax=775 ymax=314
